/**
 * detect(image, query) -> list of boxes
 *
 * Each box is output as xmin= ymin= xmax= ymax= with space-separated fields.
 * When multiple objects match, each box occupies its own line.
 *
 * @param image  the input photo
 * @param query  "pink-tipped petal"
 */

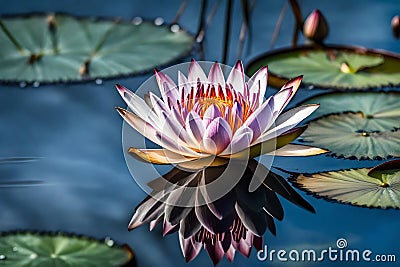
xmin=188 ymin=59 xmax=208 ymax=83
xmin=237 ymin=239 xmax=252 ymax=258
xmin=208 ymin=62 xmax=225 ymax=89
xmin=205 ymin=240 xmax=225 ymax=265
xmin=272 ymin=87 xmax=293 ymax=115
xmin=226 ymin=246 xmax=236 ymax=262
xmin=247 ymin=66 xmax=268 ymax=107
xmin=226 ymin=60 xmax=245 ymax=94
xmin=116 ymin=84 xmax=158 ymax=125
xmin=179 ymin=235 xmax=202 ymax=263
xmin=155 ymin=69 xmax=179 ymax=102
xmin=279 ymin=75 xmax=302 ymax=102
xmin=203 ymin=117 xmax=232 ymax=155
xmin=163 ymin=219 xmax=178 ymax=236
xmin=203 ymin=104 xmax=222 ymax=127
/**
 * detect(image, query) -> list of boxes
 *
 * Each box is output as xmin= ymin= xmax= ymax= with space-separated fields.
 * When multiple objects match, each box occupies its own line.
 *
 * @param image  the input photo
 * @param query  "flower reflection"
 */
xmin=128 ymin=160 xmax=314 ymax=265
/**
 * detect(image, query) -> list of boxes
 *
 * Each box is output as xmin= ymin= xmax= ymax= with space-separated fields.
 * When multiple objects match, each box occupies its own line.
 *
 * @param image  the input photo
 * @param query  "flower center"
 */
xmin=180 ymin=83 xmax=254 ymax=132
xmin=197 ymin=96 xmax=232 ymax=117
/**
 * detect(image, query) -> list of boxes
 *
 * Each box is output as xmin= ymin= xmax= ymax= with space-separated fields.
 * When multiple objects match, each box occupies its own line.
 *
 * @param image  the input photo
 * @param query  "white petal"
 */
xmin=155 ymin=69 xmax=179 ymax=102
xmin=276 ymin=75 xmax=302 ymax=107
xmin=116 ymin=84 xmax=158 ymax=125
xmin=203 ymin=117 xmax=232 ymax=154
xmin=186 ymin=111 xmax=205 ymax=144
xmin=226 ymin=60 xmax=245 ymax=94
xmin=116 ymin=107 xmax=162 ymax=146
xmin=272 ymin=87 xmax=293 ymax=115
xmin=243 ymin=96 xmax=274 ymax=140
xmin=149 ymin=92 xmax=169 ymax=117
xmin=128 ymin=148 xmax=199 ymax=164
xmin=203 ymin=104 xmax=222 ymax=127
xmin=247 ymin=66 xmax=268 ymax=108
xmin=256 ymin=104 xmax=319 ymax=143
xmin=208 ymin=62 xmax=225 ymax=88
xmin=269 ymin=144 xmax=328 ymax=156
xmin=221 ymin=126 xmax=253 ymax=155
xmin=188 ymin=59 xmax=208 ymax=84
xmin=156 ymin=131 xmax=204 ymax=157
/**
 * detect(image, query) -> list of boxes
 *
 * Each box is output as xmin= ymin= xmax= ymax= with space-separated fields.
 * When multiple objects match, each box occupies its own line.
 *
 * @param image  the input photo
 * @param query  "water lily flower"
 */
xmin=129 ymin=160 xmax=315 ymax=264
xmin=116 ymin=60 xmax=325 ymax=169
xmin=303 ymin=9 xmax=329 ymax=43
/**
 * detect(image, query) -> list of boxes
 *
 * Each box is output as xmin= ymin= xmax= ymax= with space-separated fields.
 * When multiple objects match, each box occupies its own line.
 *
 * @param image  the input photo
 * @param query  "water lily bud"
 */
xmin=303 ymin=9 xmax=329 ymax=43
xmin=392 ymin=15 xmax=400 ymax=39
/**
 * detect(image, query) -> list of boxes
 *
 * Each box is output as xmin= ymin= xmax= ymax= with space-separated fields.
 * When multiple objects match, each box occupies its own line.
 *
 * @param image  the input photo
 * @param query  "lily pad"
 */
xmin=246 ymin=45 xmax=400 ymax=90
xmin=0 ymin=231 xmax=135 ymax=267
xmin=0 ymin=13 xmax=194 ymax=84
xmin=299 ymin=112 xmax=400 ymax=159
xmin=301 ymin=91 xmax=400 ymax=130
xmin=293 ymin=166 xmax=400 ymax=209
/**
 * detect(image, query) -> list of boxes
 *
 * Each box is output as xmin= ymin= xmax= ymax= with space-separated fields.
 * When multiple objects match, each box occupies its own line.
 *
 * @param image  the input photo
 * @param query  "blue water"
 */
xmin=0 ymin=0 xmax=399 ymax=266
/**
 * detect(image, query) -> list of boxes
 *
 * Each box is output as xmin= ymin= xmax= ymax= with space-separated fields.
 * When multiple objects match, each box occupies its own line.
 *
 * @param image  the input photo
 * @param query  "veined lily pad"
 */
xmin=246 ymin=45 xmax=400 ymax=90
xmin=0 ymin=232 xmax=135 ymax=267
xmin=0 ymin=13 xmax=194 ymax=84
xmin=293 ymin=164 xmax=400 ymax=209
xmin=301 ymin=91 xmax=400 ymax=130
xmin=299 ymin=112 xmax=400 ymax=159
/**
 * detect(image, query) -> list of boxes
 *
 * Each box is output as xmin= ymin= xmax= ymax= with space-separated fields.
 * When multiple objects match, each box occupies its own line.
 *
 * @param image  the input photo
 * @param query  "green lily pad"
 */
xmin=0 ymin=13 xmax=194 ymax=84
xmin=301 ymin=91 xmax=400 ymax=130
xmin=299 ymin=112 xmax=400 ymax=159
xmin=246 ymin=45 xmax=400 ymax=90
xmin=0 ymin=231 xmax=135 ymax=267
xmin=293 ymin=167 xmax=400 ymax=209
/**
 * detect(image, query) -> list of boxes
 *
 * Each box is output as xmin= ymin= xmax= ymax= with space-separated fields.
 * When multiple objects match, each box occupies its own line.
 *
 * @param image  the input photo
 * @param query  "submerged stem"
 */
xmin=288 ymin=0 xmax=303 ymax=47
xmin=222 ymin=0 xmax=233 ymax=63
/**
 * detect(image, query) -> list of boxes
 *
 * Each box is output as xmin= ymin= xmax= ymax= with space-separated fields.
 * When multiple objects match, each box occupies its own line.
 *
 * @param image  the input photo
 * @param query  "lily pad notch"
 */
xmin=246 ymin=45 xmax=400 ymax=90
xmin=0 ymin=13 xmax=195 ymax=85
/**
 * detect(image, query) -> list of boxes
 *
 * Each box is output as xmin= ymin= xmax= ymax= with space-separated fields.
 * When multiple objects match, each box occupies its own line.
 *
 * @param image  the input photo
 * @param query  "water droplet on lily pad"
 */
xmin=132 ymin=17 xmax=143 ymax=25
xmin=154 ymin=17 xmax=164 ymax=26
xmin=95 ymin=78 xmax=103 ymax=85
xmin=33 ymin=81 xmax=40 ymax=88
xmin=105 ymin=236 xmax=115 ymax=247
xmin=170 ymin=24 xmax=180 ymax=33
xmin=0 ymin=255 xmax=6 ymax=260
